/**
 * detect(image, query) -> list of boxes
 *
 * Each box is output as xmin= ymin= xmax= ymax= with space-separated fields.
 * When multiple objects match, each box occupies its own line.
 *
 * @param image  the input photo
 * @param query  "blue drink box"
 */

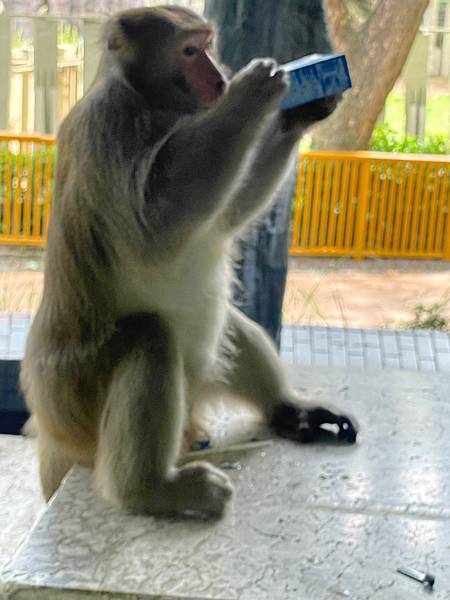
xmin=281 ymin=53 xmax=352 ymax=110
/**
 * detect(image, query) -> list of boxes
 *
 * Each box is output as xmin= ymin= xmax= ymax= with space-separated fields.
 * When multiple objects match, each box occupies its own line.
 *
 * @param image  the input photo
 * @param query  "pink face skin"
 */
xmin=175 ymin=32 xmax=225 ymax=108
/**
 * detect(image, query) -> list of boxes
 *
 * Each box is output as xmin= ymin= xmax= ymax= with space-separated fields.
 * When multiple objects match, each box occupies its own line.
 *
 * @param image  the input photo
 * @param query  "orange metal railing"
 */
xmin=1 ymin=136 xmax=449 ymax=260
xmin=0 ymin=132 xmax=55 ymax=246
xmin=290 ymin=151 xmax=450 ymax=260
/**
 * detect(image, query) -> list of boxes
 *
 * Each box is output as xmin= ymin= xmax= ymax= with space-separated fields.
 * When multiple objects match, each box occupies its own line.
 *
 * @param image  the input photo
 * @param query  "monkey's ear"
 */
xmin=105 ymin=14 xmax=144 ymax=52
xmin=104 ymin=19 xmax=125 ymax=52
xmin=107 ymin=33 xmax=122 ymax=51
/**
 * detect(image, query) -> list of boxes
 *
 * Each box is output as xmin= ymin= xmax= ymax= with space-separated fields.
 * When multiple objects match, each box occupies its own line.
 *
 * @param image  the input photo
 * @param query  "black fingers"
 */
xmin=270 ymin=401 xmax=358 ymax=444
xmin=280 ymin=94 xmax=341 ymax=132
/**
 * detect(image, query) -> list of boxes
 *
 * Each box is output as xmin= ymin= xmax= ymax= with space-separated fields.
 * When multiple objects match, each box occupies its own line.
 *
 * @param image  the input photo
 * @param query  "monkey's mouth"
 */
xmin=198 ymin=79 xmax=225 ymax=107
xmin=174 ymin=74 xmax=223 ymax=109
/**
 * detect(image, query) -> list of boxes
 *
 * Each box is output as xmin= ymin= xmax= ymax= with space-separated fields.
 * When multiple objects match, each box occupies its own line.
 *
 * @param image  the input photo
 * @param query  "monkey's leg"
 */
xmin=95 ymin=314 xmax=233 ymax=517
xmin=223 ymin=306 xmax=358 ymax=444
xmin=37 ymin=431 xmax=75 ymax=501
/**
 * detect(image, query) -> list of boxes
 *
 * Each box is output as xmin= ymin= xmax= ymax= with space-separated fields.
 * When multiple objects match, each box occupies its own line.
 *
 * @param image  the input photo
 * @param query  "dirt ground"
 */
xmin=284 ymin=257 xmax=450 ymax=329
xmin=1 ymin=247 xmax=449 ymax=330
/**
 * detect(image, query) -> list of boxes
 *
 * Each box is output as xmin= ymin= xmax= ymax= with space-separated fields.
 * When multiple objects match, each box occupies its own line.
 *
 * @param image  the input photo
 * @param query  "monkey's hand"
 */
xmin=280 ymin=94 xmax=341 ymax=133
xmin=270 ymin=401 xmax=358 ymax=444
xmin=227 ymin=58 xmax=289 ymax=119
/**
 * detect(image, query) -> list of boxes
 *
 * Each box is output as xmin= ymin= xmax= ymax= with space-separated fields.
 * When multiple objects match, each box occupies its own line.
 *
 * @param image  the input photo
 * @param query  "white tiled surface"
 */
xmin=2 ymin=366 xmax=450 ymax=599
xmin=0 ymin=435 xmax=44 ymax=570
xmin=2 ymin=314 xmax=450 ymax=372
xmin=0 ymin=314 xmax=32 ymax=360
xmin=281 ymin=324 xmax=450 ymax=372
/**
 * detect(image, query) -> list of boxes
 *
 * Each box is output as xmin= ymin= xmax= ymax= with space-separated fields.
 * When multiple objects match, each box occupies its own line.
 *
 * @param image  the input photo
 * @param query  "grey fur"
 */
xmin=20 ymin=6 xmax=357 ymax=518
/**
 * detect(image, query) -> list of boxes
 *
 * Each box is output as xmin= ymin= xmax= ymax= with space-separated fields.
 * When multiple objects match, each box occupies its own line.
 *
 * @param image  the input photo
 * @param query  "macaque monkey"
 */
xmin=21 ymin=5 xmax=357 ymax=518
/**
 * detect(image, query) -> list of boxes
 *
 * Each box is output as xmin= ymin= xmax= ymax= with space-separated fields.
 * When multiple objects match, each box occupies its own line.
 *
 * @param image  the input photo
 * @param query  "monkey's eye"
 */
xmin=183 ymin=46 xmax=198 ymax=57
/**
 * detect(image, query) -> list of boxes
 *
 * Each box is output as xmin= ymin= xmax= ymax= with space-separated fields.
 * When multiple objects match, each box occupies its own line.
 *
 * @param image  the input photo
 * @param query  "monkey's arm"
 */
xmin=219 ymin=96 xmax=339 ymax=233
xmin=218 ymin=117 xmax=300 ymax=233
xmin=146 ymin=60 xmax=288 ymax=232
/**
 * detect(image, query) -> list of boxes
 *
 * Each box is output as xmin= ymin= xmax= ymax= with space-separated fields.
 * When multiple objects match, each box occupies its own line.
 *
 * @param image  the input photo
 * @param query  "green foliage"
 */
xmin=305 ymin=91 xmax=449 ymax=154
xmin=405 ymin=301 xmax=449 ymax=331
xmin=13 ymin=25 xmax=80 ymax=49
xmin=58 ymin=25 xmax=81 ymax=46
xmin=424 ymin=95 xmax=450 ymax=135
xmin=12 ymin=30 xmax=24 ymax=48
xmin=370 ymin=125 xmax=450 ymax=154
xmin=0 ymin=146 xmax=55 ymax=236
xmin=383 ymin=92 xmax=450 ymax=137
xmin=12 ymin=29 xmax=33 ymax=48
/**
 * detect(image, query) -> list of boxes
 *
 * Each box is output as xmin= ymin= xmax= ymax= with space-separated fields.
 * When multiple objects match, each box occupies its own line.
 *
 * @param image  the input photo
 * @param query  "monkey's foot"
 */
xmin=270 ymin=402 xmax=358 ymax=444
xmin=172 ymin=461 xmax=233 ymax=518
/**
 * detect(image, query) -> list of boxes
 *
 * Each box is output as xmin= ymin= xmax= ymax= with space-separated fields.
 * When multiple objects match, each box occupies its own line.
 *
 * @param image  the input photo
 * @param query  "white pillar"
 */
xmin=33 ymin=17 xmax=58 ymax=134
xmin=404 ymin=32 xmax=429 ymax=139
xmin=83 ymin=18 xmax=103 ymax=94
xmin=442 ymin=2 xmax=450 ymax=77
xmin=0 ymin=14 xmax=11 ymax=130
xmin=427 ymin=0 xmax=440 ymax=76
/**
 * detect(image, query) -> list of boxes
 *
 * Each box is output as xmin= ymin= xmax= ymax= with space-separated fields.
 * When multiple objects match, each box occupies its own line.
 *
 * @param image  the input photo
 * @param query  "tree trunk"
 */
xmin=205 ymin=0 xmax=332 ymax=69
xmin=205 ymin=0 xmax=334 ymax=347
xmin=310 ymin=0 xmax=429 ymax=149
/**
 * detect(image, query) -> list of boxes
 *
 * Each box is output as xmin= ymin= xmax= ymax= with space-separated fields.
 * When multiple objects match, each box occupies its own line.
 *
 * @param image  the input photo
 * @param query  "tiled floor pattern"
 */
xmin=280 ymin=323 xmax=450 ymax=372
xmin=2 ymin=314 xmax=450 ymax=373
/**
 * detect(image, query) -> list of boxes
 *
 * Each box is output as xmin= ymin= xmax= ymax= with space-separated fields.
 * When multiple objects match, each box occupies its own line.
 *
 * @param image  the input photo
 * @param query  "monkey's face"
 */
xmin=173 ymin=32 xmax=225 ymax=109
xmin=105 ymin=8 xmax=226 ymax=113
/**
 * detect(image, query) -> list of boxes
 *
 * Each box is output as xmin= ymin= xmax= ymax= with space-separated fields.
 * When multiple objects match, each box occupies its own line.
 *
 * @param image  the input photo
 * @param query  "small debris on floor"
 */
xmin=397 ymin=565 xmax=435 ymax=589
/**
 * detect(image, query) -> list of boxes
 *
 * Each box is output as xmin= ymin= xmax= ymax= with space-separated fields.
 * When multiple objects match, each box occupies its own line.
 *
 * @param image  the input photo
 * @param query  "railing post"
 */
xmin=0 ymin=14 xmax=11 ymax=130
xmin=444 ymin=178 xmax=450 ymax=261
xmin=353 ymin=159 xmax=371 ymax=260
xmin=289 ymin=154 xmax=305 ymax=255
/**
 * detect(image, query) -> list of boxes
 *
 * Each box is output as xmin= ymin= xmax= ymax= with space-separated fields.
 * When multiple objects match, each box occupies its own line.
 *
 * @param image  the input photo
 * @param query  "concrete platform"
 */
xmin=2 ymin=366 xmax=450 ymax=599
xmin=0 ymin=435 xmax=44 ymax=571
